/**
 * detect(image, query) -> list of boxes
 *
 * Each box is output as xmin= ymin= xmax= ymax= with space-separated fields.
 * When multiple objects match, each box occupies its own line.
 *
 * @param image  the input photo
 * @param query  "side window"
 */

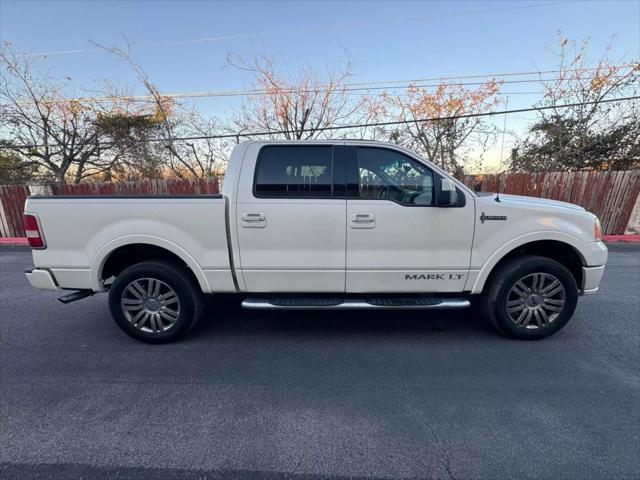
xmin=356 ymin=147 xmax=434 ymax=206
xmin=254 ymin=146 xmax=333 ymax=198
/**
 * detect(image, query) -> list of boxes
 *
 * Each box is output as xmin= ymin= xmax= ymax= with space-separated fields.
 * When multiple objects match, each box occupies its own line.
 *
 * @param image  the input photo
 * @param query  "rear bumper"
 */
xmin=25 ymin=268 xmax=59 ymax=290
xmin=581 ymin=265 xmax=605 ymax=295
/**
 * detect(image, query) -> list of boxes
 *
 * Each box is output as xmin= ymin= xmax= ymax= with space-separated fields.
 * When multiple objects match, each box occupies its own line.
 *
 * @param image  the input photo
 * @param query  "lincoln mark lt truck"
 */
xmin=23 ymin=141 xmax=608 ymax=343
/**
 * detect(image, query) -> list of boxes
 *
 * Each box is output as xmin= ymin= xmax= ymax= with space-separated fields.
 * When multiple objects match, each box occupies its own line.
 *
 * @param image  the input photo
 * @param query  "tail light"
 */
xmin=23 ymin=214 xmax=46 ymax=249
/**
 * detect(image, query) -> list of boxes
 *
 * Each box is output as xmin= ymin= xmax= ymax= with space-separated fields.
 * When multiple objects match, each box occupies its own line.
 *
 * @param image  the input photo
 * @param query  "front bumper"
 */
xmin=586 ymin=241 xmax=608 ymax=266
xmin=25 ymin=268 xmax=59 ymax=290
xmin=579 ymin=241 xmax=607 ymax=295
xmin=581 ymin=265 xmax=605 ymax=295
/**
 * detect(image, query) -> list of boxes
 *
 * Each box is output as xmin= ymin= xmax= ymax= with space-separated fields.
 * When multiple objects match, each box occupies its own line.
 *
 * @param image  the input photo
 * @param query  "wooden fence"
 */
xmin=0 ymin=177 xmax=220 ymax=237
xmin=0 ymin=184 xmax=30 ymax=238
xmin=458 ymin=170 xmax=640 ymax=235
xmin=1 ymin=172 xmax=639 ymax=237
xmin=50 ymin=177 xmax=221 ymax=195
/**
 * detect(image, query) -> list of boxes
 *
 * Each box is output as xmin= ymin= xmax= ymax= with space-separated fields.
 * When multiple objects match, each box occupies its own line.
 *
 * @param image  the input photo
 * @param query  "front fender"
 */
xmin=467 ymin=231 xmax=602 ymax=294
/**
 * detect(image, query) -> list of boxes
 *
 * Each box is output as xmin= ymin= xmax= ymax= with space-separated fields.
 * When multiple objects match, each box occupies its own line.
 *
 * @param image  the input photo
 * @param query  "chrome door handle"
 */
xmin=351 ymin=213 xmax=374 ymax=223
xmin=242 ymin=213 xmax=265 ymax=222
xmin=350 ymin=213 xmax=375 ymax=229
xmin=242 ymin=213 xmax=266 ymax=228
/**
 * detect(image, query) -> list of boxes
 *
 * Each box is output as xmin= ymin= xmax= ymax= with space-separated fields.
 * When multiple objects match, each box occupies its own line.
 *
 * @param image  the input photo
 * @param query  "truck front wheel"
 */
xmin=481 ymin=255 xmax=579 ymax=340
xmin=108 ymin=261 xmax=202 ymax=343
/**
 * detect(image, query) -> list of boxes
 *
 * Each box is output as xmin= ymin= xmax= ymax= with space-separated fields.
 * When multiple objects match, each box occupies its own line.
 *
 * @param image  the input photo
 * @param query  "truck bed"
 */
xmin=25 ymin=195 xmax=235 ymax=293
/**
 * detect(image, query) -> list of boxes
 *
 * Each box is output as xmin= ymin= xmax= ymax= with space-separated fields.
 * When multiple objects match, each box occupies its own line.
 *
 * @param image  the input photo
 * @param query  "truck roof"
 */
xmin=239 ymin=139 xmax=398 ymax=146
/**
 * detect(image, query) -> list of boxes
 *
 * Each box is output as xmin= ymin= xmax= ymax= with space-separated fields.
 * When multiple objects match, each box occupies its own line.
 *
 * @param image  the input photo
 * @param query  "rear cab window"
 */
xmin=254 ymin=145 xmax=334 ymax=198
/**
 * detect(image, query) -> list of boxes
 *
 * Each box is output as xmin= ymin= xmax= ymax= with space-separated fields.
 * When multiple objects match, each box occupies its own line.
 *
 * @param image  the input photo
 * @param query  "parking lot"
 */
xmin=1 ymin=244 xmax=638 ymax=479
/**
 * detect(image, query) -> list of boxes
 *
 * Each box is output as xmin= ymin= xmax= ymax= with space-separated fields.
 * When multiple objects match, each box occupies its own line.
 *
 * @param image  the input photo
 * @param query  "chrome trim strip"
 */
xmin=241 ymin=298 xmax=471 ymax=310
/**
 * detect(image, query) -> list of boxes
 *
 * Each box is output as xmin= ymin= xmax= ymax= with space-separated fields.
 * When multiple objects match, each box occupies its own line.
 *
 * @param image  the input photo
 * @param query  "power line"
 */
xmin=126 ymin=74 xmax=636 ymax=100
xmin=323 ymin=77 xmax=637 ymax=97
xmin=17 ymin=64 xmax=637 ymax=105
xmin=2 ymin=95 xmax=638 ymax=150
xmin=159 ymin=95 xmax=640 ymax=140
xmin=331 ymin=64 xmax=637 ymax=88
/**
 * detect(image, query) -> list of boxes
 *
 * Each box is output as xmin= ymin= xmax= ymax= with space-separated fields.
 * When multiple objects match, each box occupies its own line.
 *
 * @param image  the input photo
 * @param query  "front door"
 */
xmin=236 ymin=144 xmax=346 ymax=292
xmin=346 ymin=146 xmax=474 ymax=292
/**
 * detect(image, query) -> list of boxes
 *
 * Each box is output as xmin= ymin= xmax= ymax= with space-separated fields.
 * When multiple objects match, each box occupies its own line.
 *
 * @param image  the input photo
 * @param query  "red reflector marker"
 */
xmin=23 ymin=214 xmax=45 ymax=249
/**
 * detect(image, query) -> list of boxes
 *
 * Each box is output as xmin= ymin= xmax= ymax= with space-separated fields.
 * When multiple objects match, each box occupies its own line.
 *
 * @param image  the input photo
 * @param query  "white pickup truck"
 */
xmin=23 ymin=140 xmax=607 ymax=343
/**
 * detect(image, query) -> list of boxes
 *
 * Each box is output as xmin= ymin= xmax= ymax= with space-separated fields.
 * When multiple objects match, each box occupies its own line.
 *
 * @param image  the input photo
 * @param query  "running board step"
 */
xmin=58 ymin=290 xmax=94 ymax=304
xmin=241 ymin=297 xmax=470 ymax=310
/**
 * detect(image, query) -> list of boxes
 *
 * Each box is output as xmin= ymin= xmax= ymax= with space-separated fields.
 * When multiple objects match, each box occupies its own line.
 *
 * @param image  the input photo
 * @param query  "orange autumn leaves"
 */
xmin=384 ymin=80 xmax=502 ymax=121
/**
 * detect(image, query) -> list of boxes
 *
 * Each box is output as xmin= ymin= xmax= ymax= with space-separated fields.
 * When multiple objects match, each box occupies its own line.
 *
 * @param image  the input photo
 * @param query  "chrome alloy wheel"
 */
xmin=120 ymin=278 xmax=181 ymax=333
xmin=506 ymin=273 xmax=566 ymax=329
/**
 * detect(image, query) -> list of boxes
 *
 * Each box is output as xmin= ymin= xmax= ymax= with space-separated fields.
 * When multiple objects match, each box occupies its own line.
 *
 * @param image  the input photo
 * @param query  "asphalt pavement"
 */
xmin=1 ymin=245 xmax=639 ymax=480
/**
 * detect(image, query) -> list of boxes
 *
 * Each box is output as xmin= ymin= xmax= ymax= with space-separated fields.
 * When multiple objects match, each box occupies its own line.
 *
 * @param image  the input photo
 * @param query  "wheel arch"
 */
xmin=470 ymin=233 xmax=589 ymax=294
xmin=91 ymin=236 xmax=210 ymax=293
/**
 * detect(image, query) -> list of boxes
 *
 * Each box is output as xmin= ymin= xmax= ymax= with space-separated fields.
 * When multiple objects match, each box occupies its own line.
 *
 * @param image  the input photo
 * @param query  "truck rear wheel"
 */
xmin=481 ymin=255 xmax=579 ymax=340
xmin=108 ymin=261 xmax=202 ymax=343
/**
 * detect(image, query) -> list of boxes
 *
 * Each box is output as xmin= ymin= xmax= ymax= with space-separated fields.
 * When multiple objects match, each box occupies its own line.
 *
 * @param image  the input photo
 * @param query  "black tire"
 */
xmin=108 ymin=260 xmax=202 ymax=343
xmin=480 ymin=255 xmax=579 ymax=340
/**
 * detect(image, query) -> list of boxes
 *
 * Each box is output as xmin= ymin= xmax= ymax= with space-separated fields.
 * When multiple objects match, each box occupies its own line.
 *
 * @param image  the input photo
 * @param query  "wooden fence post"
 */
xmin=624 ymin=188 xmax=640 ymax=234
xmin=27 ymin=184 xmax=54 ymax=196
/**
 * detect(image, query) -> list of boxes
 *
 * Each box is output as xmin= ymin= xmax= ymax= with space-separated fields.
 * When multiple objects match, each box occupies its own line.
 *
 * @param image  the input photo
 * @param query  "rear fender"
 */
xmin=91 ymin=235 xmax=210 ymax=293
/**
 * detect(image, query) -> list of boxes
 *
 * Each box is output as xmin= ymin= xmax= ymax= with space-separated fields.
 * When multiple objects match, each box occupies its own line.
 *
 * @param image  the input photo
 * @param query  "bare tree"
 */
xmin=228 ymin=53 xmax=371 ymax=140
xmin=0 ymin=42 xmax=114 ymax=183
xmin=96 ymin=41 xmax=196 ymax=178
xmin=382 ymin=81 xmax=501 ymax=175
xmin=512 ymin=34 xmax=640 ymax=171
xmin=180 ymin=109 xmax=232 ymax=177
xmin=97 ymin=40 xmax=230 ymax=178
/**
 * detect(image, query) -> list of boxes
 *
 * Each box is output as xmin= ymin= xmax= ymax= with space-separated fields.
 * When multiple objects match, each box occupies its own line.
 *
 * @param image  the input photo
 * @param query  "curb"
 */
xmin=2 ymin=235 xmax=640 ymax=246
xmin=602 ymin=234 xmax=640 ymax=243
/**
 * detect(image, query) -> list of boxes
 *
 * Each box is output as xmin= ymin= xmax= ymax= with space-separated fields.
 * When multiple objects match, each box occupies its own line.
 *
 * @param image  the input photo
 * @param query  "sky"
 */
xmin=1 ymin=0 xmax=639 ymax=166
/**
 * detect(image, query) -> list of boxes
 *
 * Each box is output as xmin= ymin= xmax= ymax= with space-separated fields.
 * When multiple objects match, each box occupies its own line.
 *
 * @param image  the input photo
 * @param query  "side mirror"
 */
xmin=438 ymin=178 xmax=458 ymax=207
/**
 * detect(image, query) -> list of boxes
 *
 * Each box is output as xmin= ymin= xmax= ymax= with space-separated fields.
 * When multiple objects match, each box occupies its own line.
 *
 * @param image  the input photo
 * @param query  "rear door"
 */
xmin=345 ymin=146 xmax=475 ymax=292
xmin=235 ymin=144 xmax=347 ymax=292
